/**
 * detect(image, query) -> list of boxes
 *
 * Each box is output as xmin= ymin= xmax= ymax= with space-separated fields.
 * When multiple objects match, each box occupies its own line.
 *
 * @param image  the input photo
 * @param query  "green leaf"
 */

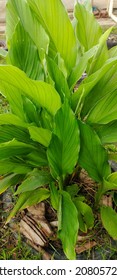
xmin=0 ymin=139 xmax=36 ymax=160
xmin=6 ymin=0 xmax=19 ymax=44
xmin=0 ymin=174 xmax=24 ymax=195
xmin=68 ymin=45 xmax=98 ymax=90
xmin=101 ymin=206 xmax=117 ymax=240
xmin=7 ymin=20 xmax=44 ymax=80
xmin=0 ymin=159 xmax=32 ymax=175
xmin=81 ymin=60 xmax=117 ymax=121
xmin=47 ymin=100 xmax=80 ymax=179
xmin=7 ymin=0 xmax=49 ymax=59
xmin=22 ymin=97 xmax=40 ymax=126
xmin=0 ymin=125 xmax=33 ymax=145
xmin=21 ymin=188 xmax=50 ymax=209
xmin=77 ymin=212 xmax=87 ymax=233
xmin=71 ymin=57 xmax=117 ymax=113
xmin=87 ymin=89 xmax=117 ymax=124
xmin=78 ymin=120 xmax=110 ymax=182
xmin=15 ymin=169 xmax=52 ymax=194
xmin=0 ymin=114 xmax=27 ymax=128
xmin=109 ymin=46 xmax=117 ymax=58
xmin=50 ymin=182 xmax=59 ymax=211
xmin=6 ymin=191 xmax=32 ymax=224
xmin=28 ymin=0 xmax=77 ymax=74
xmin=97 ymin=121 xmax=117 ymax=144
xmin=58 ymin=191 xmax=79 ymax=260
xmin=26 ymin=150 xmax=48 ymax=167
xmin=28 ymin=126 xmax=52 ymax=147
xmin=74 ymin=199 xmax=94 ymax=230
xmin=96 ymin=174 xmax=117 ymax=205
xmin=6 ymin=188 xmax=50 ymax=223
xmin=74 ymin=2 xmax=102 ymax=51
xmin=46 ymin=56 xmax=70 ymax=101
xmin=66 ymin=184 xmax=79 ymax=198
xmin=87 ymin=27 xmax=112 ymax=75
xmin=0 ymin=65 xmax=61 ymax=116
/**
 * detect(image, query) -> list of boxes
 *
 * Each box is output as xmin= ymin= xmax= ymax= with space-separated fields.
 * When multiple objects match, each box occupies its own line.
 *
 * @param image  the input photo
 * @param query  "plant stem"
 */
xmin=95 ymin=183 xmax=103 ymax=207
xmin=59 ymin=177 xmax=63 ymax=191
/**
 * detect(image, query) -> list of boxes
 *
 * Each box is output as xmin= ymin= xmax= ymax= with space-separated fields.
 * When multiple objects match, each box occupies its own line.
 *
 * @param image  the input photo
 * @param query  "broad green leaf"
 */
xmin=0 ymin=174 xmax=24 ymax=195
xmin=68 ymin=45 xmax=98 ymax=90
xmin=21 ymin=188 xmax=50 ymax=209
xmin=78 ymin=120 xmax=110 ymax=182
xmin=28 ymin=0 xmax=77 ymax=74
xmin=50 ymin=182 xmax=59 ymax=211
xmin=28 ymin=126 xmax=52 ymax=147
xmin=96 ymin=121 xmax=117 ymax=144
xmin=74 ymin=2 xmax=102 ymax=51
xmin=8 ymin=0 xmax=49 ymax=59
xmin=0 ymin=65 xmax=61 ymax=116
xmin=101 ymin=206 xmax=117 ymax=240
xmin=47 ymin=100 xmax=80 ymax=179
xmin=15 ymin=169 xmax=52 ymax=194
xmin=58 ymin=191 xmax=79 ymax=260
xmin=0 ymin=114 xmax=27 ymax=128
xmin=87 ymin=89 xmax=117 ymax=124
xmin=74 ymin=199 xmax=94 ymax=230
xmin=26 ymin=150 xmax=48 ymax=167
xmin=81 ymin=61 xmax=117 ymax=120
xmin=7 ymin=21 xmax=44 ymax=80
xmin=46 ymin=56 xmax=70 ymax=101
xmin=6 ymin=0 xmax=19 ymax=44
xmin=0 ymin=139 xmax=36 ymax=160
xmin=87 ymin=27 xmax=112 ymax=75
xmin=71 ymin=57 xmax=117 ymax=112
xmin=0 ymin=125 xmax=34 ymax=145
xmin=0 ymin=159 xmax=32 ymax=175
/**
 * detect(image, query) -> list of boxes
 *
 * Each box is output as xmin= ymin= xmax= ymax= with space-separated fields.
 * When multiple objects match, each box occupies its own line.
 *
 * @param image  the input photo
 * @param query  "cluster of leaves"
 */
xmin=0 ymin=0 xmax=117 ymax=259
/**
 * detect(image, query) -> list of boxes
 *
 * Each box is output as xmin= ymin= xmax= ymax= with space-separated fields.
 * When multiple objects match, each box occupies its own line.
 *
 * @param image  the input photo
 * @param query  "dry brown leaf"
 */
xmin=27 ymin=203 xmax=45 ymax=219
xmin=77 ymin=235 xmax=93 ymax=242
xmin=27 ymin=239 xmax=51 ymax=260
xmin=101 ymin=195 xmax=112 ymax=207
xmin=76 ymin=241 xmax=97 ymax=254
xmin=20 ymin=216 xmax=48 ymax=247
